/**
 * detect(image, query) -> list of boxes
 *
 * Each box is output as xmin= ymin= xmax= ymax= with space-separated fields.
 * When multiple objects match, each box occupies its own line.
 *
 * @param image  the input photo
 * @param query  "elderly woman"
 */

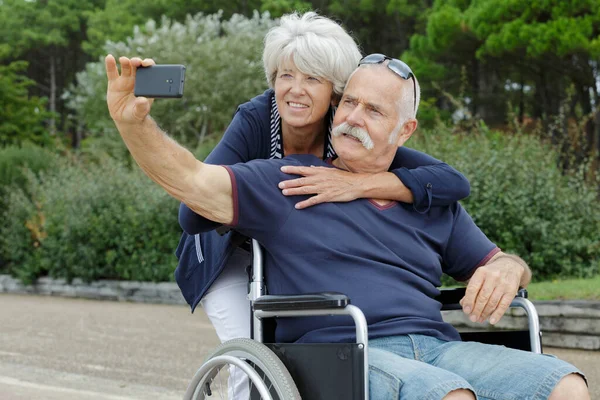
xmin=173 ymin=11 xmax=470 ymax=398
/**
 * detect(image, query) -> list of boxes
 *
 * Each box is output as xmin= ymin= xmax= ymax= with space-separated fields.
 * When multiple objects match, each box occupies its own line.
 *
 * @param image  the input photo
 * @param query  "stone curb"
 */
xmin=0 ymin=274 xmax=187 ymax=305
xmin=2 ymin=274 xmax=599 ymax=350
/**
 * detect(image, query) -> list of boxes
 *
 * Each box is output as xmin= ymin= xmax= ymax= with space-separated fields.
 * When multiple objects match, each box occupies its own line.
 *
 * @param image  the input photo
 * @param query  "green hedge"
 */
xmin=0 ymin=144 xmax=59 ymax=270
xmin=2 ymin=127 xmax=598 ymax=283
xmin=0 ymin=144 xmax=58 ymax=193
xmin=410 ymin=127 xmax=600 ymax=281
xmin=1 ymin=158 xmax=181 ymax=283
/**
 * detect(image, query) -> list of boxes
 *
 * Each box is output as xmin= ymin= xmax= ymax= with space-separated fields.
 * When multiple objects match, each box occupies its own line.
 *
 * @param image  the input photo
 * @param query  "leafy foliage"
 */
xmin=3 ymin=128 xmax=598 ymax=283
xmin=0 ymin=0 xmax=105 ymax=143
xmin=406 ymin=0 xmax=600 ymax=135
xmin=83 ymin=0 xmax=263 ymax=57
xmin=65 ymin=11 xmax=275 ymax=145
xmin=260 ymin=0 xmax=312 ymax=17
xmin=467 ymin=0 xmax=600 ymax=59
xmin=1 ymin=158 xmax=181 ymax=283
xmin=0 ymin=0 xmax=102 ymax=58
xmin=0 ymin=144 xmax=59 ymax=270
xmin=0 ymin=144 xmax=59 ymax=194
xmin=2 ymin=0 xmax=598 ymax=285
xmin=0 ymin=62 xmax=53 ymax=147
xmin=411 ymin=126 xmax=600 ymax=280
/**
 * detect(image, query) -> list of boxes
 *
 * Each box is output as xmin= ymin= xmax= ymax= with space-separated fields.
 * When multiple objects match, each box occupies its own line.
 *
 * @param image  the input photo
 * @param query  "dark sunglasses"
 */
xmin=358 ymin=53 xmax=416 ymax=113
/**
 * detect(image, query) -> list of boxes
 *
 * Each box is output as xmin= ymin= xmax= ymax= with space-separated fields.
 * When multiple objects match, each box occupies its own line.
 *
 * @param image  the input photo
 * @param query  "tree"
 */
xmin=65 ymin=12 xmax=276 ymax=147
xmin=83 ymin=0 xmax=263 ymax=57
xmin=257 ymin=0 xmax=432 ymax=57
xmin=0 ymin=0 xmax=103 ymax=143
xmin=260 ymin=0 xmax=312 ymax=17
xmin=326 ymin=0 xmax=431 ymax=56
xmin=0 ymin=61 xmax=53 ymax=147
xmin=404 ymin=0 xmax=600 ymax=163
xmin=466 ymin=0 xmax=600 ymax=159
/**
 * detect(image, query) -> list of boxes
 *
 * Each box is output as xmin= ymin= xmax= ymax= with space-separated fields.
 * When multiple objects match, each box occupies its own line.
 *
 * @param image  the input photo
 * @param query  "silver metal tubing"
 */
xmin=510 ymin=297 xmax=542 ymax=353
xmin=251 ymin=239 xmax=264 ymax=293
xmin=255 ymin=304 xmax=369 ymax=400
xmin=252 ymin=299 xmax=264 ymax=343
xmin=250 ymin=240 xmax=266 ymax=342
xmin=185 ymin=355 xmax=273 ymax=400
xmin=250 ymin=240 xmax=369 ymax=399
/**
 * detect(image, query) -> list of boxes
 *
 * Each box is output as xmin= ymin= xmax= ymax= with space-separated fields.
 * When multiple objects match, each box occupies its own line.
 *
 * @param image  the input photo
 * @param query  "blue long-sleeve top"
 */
xmin=175 ymin=89 xmax=470 ymax=311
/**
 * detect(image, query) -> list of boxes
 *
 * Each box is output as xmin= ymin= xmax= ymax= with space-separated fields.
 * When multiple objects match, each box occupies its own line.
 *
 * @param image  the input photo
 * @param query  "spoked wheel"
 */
xmin=184 ymin=338 xmax=301 ymax=400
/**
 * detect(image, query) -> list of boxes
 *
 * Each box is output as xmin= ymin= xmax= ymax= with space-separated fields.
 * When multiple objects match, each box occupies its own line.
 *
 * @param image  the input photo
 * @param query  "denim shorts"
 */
xmin=368 ymin=334 xmax=585 ymax=400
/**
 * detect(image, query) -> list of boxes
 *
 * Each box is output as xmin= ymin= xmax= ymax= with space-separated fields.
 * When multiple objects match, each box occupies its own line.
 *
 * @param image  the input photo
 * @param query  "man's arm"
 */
xmin=122 ymin=116 xmax=233 ymax=224
xmin=179 ymin=105 xmax=265 ymax=234
xmin=105 ymin=55 xmax=233 ymax=224
xmin=459 ymin=251 xmax=532 ymax=325
xmin=442 ymin=203 xmax=531 ymax=326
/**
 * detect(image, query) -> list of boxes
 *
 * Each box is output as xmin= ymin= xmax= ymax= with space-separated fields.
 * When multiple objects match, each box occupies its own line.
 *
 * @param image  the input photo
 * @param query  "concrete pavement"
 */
xmin=0 ymin=294 xmax=217 ymax=399
xmin=0 ymin=293 xmax=597 ymax=399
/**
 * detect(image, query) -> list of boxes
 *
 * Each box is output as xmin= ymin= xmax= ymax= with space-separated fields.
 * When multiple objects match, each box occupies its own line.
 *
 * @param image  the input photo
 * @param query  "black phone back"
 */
xmin=134 ymin=65 xmax=186 ymax=98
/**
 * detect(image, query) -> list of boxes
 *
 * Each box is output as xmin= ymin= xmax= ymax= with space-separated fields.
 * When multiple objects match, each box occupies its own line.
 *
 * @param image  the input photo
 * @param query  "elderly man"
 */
xmin=106 ymin=54 xmax=588 ymax=399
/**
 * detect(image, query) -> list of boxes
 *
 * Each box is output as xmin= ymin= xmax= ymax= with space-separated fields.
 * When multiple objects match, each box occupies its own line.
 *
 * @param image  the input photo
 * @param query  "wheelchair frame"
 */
xmin=249 ymin=240 xmax=371 ymax=399
xmin=188 ymin=239 xmax=543 ymax=400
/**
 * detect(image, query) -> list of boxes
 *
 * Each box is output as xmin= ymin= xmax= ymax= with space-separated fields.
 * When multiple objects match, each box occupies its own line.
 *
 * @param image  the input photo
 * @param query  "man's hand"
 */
xmin=459 ymin=254 xmax=528 ymax=325
xmin=105 ymin=55 xmax=156 ymax=124
xmin=279 ymin=165 xmax=366 ymax=209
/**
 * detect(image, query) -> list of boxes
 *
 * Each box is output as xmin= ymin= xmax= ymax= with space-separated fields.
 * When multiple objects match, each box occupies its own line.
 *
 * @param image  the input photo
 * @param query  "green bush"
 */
xmin=0 ymin=144 xmax=59 ymax=270
xmin=78 ymin=132 xmax=134 ymax=166
xmin=0 ymin=144 xmax=59 ymax=192
xmin=411 ymin=126 xmax=600 ymax=281
xmin=1 ymin=159 xmax=181 ymax=283
xmin=3 ymin=125 xmax=597 ymax=284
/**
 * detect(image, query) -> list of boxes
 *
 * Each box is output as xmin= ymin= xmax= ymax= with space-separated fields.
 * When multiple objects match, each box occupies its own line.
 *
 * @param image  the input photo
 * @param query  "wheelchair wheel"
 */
xmin=184 ymin=338 xmax=301 ymax=400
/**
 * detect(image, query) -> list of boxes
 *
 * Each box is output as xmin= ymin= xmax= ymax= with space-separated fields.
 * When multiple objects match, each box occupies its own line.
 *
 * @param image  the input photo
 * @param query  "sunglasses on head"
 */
xmin=358 ymin=53 xmax=416 ymax=113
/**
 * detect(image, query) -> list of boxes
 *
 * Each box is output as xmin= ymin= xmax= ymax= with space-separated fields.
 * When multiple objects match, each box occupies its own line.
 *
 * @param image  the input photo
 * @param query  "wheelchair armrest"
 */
xmin=437 ymin=288 xmax=466 ymax=310
xmin=437 ymin=288 xmax=528 ymax=311
xmin=253 ymin=292 xmax=350 ymax=312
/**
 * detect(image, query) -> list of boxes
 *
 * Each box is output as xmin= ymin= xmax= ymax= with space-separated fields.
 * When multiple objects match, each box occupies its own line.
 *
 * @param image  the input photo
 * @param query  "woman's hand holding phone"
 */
xmin=105 ymin=55 xmax=156 ymax=124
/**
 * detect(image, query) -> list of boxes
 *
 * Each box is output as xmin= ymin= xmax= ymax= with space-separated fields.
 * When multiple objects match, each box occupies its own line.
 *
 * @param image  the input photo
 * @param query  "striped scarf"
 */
xmin=269 ymin=94 xmax=336 ymax=160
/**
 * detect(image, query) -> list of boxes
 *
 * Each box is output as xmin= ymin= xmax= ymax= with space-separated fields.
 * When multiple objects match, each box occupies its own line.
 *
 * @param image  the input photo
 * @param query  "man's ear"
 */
xmin=396 ymin=119 xmax=418 ymax=147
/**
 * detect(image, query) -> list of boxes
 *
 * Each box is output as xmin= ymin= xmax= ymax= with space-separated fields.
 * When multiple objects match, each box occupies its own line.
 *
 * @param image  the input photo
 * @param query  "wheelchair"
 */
xmin=184 ymin=239 xmax=543 ymax=400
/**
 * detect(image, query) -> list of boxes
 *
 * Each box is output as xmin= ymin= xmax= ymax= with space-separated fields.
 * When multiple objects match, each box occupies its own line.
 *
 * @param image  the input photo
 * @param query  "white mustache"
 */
xmin=332 ymin=122 xmax=374 ymax=150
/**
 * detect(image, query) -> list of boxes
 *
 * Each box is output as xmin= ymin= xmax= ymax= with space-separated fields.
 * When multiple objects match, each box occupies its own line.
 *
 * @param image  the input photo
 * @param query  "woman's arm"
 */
xmin=179 ymin=106 xmax=264 ymax=234
xmin=387 ymin=146 xmax=470 ymax=211
xmin=278 ymin=146 xmax=470 ymax=211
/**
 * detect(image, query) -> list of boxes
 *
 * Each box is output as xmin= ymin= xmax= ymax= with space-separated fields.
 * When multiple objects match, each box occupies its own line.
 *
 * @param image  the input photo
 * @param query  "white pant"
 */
xmin=200 ymin=246 xmax=252 ymax=400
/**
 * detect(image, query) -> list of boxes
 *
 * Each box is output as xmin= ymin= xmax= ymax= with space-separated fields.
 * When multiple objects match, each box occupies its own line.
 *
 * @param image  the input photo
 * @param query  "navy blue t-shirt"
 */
xmin=226 ymin=154 xmax=499 ymax=344
xmin=175 ymin=89 xmax=471 ymax=313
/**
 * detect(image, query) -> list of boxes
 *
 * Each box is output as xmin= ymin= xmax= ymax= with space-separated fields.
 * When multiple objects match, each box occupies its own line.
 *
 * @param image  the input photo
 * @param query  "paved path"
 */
xmin=0 ymin=293 xmax=597 ymax=399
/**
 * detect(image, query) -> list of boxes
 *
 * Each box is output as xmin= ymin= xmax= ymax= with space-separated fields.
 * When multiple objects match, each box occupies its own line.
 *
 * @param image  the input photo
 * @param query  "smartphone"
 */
xmin=134 ymin=64 xmax=186 ymax=98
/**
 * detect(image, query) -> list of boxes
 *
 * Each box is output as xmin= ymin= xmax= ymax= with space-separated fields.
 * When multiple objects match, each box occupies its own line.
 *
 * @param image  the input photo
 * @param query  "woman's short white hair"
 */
xmin=263 ymin=12 xmax=362 ymax=98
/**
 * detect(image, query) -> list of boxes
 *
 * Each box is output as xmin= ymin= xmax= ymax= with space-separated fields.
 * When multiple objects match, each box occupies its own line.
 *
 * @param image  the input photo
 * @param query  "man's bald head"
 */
xmin=330 ymin=65 xmax=419 ymax=174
